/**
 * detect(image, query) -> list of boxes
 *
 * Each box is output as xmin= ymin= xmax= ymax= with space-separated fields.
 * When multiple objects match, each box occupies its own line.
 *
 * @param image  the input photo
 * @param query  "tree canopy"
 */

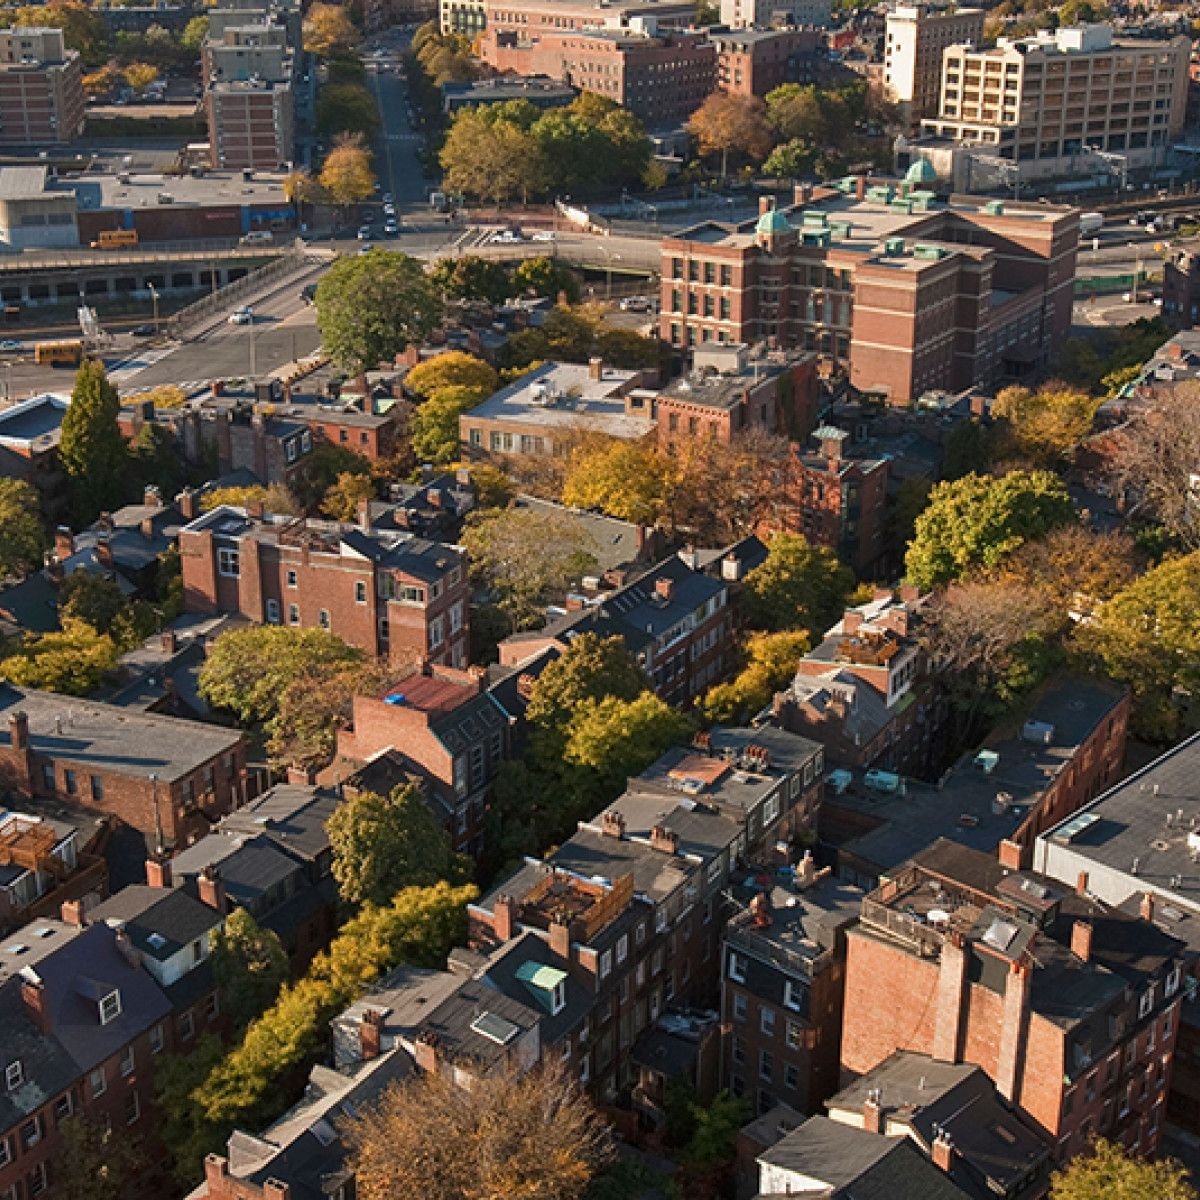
xmin=0 ymin=478 xmax=45 ymax=581
xmin=991 ymin=382 xmax=1099 ymax=465
xmin=60 ymin=360 xmax=129 ymax=520
xmin=406 ymin=351 xmax=498 ymax=400
xmin=742 ymin=534 xmax=853 ymax=634
xmin=318 ymin=134 xmax=376 ymax=208
xmin=562 ymin=441 xmax=674 ymax=526
xmin=0 ymin=619 xmax=119 ymax=695
xmin=302 ymin=2 xmax=358 ymax=57
xmin=211 ymin=908 xmax=289 ymax=1034
xmin=317 ymin=82 xmax=379 ymax=139
xmin=688 ymin=93 xmax=773 ymax=176
xmin=699 ymin=630 xmax=810 ymax=725
xmin=1049 ymin=1138 xmax=1196 ymax=1200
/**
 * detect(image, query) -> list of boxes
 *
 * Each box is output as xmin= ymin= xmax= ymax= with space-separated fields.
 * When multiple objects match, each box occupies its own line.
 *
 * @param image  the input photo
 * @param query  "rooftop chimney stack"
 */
xmin=493 ymin=893 xmax=518 ymax=941
xmin=862 ymin=1089 xmax=884 ymax=1134
xmin=931 ymin=1129 xmax=955 ymax=1173
xmin=1071 ymin=919 xmax=1093 ymax=963
xmin=1140 ymin=892 xmax=1156 ymax=923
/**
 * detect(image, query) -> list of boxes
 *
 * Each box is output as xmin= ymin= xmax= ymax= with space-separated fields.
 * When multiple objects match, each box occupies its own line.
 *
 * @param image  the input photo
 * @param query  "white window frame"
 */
xmin=1166 ymin=967 xmax=1182 ymax=998
xmin=355 ymin=581 xmax=368 ymax=604
xmin=599 ymin=950 xmax=612 ymax=979
xmin=784 ymin=980 xmax=804 ymax=1012
xmin=89 ymin=1067 xmax=106 ymax=1098
xmin=217 ymin=547 xmax=240 ymax=578
xmin=149 ymin=1023 xmax=164 ymax=1055
xmin=4 ymin=1061 xmax=21 ymax=1091
xmin=0 ymin=1134 xmax=10 ymax=1168
xmin=760 ymin=1006 xmax=775 ymax=1036
xmin=616 ymin=935 xmax=628 ymax=965
xmin=286 ymin=569 xmax=298 ymax=588
xmin=265 ymin=598 xmax=281 ymax=624
xmin=125 ymin=1090 xmax=140 ymax=1125
xmin=729 ymin=951 xmax=747 ymax=984
xmin=120 ymin=1045 xmax=135 ymax=1077
xmin=99 ymin=989 xmax=122 ymax=1025
xmin=1139 ymin=988 xmax=1155 ymax=1020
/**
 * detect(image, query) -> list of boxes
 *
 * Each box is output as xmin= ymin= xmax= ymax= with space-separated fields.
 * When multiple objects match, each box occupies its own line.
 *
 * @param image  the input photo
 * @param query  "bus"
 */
xmin=34 ymin=339 xmax=84 ymax=367
xmin=90 ymin=229 xmax=139 ymax=250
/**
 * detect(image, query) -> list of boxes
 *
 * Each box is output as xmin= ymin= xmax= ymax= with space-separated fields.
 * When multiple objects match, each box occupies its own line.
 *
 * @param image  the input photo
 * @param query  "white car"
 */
xmin=228 ymin=306 xmax=254 ymax=325
xmin=530 ymin=230 xmax=555 ymax=242
xmin=490 ymin=230 xmax=522 ymax=244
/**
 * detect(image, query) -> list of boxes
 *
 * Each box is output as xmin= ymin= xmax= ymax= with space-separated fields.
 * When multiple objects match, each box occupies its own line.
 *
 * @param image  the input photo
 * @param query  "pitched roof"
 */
xmin=90 ymin=885 xmax=221 ymax=963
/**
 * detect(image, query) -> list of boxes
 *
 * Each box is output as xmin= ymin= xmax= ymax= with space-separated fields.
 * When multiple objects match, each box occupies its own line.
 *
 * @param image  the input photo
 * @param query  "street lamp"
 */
xmin=603 ymin=247 xmax=622 ymax=300
xmin=148 ymin=283 xmax=160 ymax=338
xmin=248 ymin=312 xmax=257 ymax=381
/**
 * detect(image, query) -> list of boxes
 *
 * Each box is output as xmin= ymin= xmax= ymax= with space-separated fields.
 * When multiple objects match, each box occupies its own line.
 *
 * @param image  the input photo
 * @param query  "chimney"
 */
xmin=204 ymin=1156 xmax=229 ymax=1191
xmin=932 ymin=932 xmax=968 ymax=1063
xmin=46 ymin=558 xmax=64 ymax=584
xmin=897 ymin=584 xmax=920 ymax=603
xmin=759 ymin=195 xmax=773 ymax=216
xmin=144 ymin=484 xmax=162 ymax=507
xmin=931 ymin=1129 xmax=955 ymax=1173
xmin=114 ymin=927 xmax=141 ymax=969
xmin=842 ymin=611 xmax=863 ymax=634
xmin=146 ymin=858 xmax=172 ymax=889
xmin=516 ymin=673 xmax=537 ymax=701
xmin=60 ymin=899 xmax=87 ymax=927
xmin=359 ymin=1007 xmax=385 ymax=1061
xmin=197 ymin=865 xmax=227 ymax=914
xmin=601 ymin=810 xmax=627 ymax=839
xmin=414 ymin=1031 xmax=438 ymax=1074
xmin=262 ymin=1180 xmax=291 ymax=1200
xmin=286 ymin=764 xmax=315 ymax=785
xmin=95 ymin=536 xmax=114 ymax=568
xmin=8 ymin=710 xmax=29 ymax=751
xmin=54 ymin=526 xmax=75 ymax=559
xmin=1075 ymin=871 xmax=1089 ymax=897
xmin=160 ymin=629 xmax=178 ymax=655
xmin=998 ymin=838 xmax=1024 ymax=871
xmin=357 ymin=497 xmax=372 ymax=532
xmin=1141 ymin=892 xmax=1156 ymax=923
xmin=588 ymin=356 xmax=604 ymax=382
xmin=650 ymin=824 xmax=678 ymax=856
xmin=795 ymin=849 xmax=817 ymax=890
xmin=862 ymin=1090 xmax=884 ymax=1134
xmin=548 ymin=917 xmax=572 ymax=960
xmin=996 ymin=958 xmax=1031 ymax=1102
xmin=855 ymin=174 xmax=867 ymax=201
xmin=140 ymin=515 xmax=155 ymax=541
xmin=793 ymin=182 xmax=813 ymax=206
xmin=654 ymin=576 xmax=674 ymax=602
xmin=97 ymin=512 xmax=114 ymax=534
xmin=246 ymin=498 xmax=265 ymax=520
xmin=21 ymin=974 xmax=49 ymax=1032
xmin=493 ymin=893 xmax=518 ymax=941
xmin=1071 ymin=920 xmax=1093 ymax=963
xmin=178 ymin=488 xmax=198 ymax=520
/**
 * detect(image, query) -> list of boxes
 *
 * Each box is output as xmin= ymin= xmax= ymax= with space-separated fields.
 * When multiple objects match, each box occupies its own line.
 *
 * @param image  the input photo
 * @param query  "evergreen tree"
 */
xmin=59 ymin=360 xmax=128 ymax=520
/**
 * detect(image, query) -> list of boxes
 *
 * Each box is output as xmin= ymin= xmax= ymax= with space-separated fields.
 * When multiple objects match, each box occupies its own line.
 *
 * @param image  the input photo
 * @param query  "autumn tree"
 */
xmin=0 ymin=478 xmax=45 ymax=580
xmin=58 ymin=572 xmax=126 ymax=635
xmin=60 ymin=359 xmax=129 ymax=520
xmin=440 ymin=107 xmax=544 ymax=204
xmin=122 ymin=61 xmax=158 ymax=92
xmin=328 ymin=782 xmax=463 ymax=908
xmin=82 ymin=62 xmax=121 ymax=98
xmin=562 ymin=441 xmax=675 ymax=525
xmin=991 ymin=382 xmax=1099 ymax=465
xmin=0 ymin=620 xmax=119 ymax=695
xmin=742 ymin=533 xmax=853 ymax=635
xmin=211 ymin=909 xmax=289 ymax=1034
xmin=200 ymin=483 xmax=301 ymax=514
xmin=303 ymin=2 xmax=357 ymax=57
xmin=687 ymin=92 xmax=774 ymax=177
xmin=406 ymin=351 xmax=498 ymax=400
xmin=699 ymin=630 xmax=810 ymax=725
xmin=321 ymin=470 xmax=376 ymax=521
xmin=905 ymin=470 xmax=1076 ymax=590
xmin=316 ymin=250 xmax=440 ymax=371
xmin=468 ymin=463 xmax=514 ymax=509
xmin=344 ymin=1064 xmax=612 ymax=1200
xmin=409 ymin=386 xmax=484 ymax=465
xmin=512 ymin=255 xmax=580 ymax=303
xmin=181 ymin=15 xmax=209 ymax=50
xmin=318 ymin=133 xmax=376 ymax=209
xmin=1050 ymin=1138 xmax=1196 ymax=1200
xmin=18 ymin=1 xmax=109 ymax=66
xmin=999 ymin=525 xmax=1138 ymax=617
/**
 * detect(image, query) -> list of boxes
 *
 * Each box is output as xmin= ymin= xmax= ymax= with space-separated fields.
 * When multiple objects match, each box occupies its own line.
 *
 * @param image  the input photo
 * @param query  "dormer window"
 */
xmin=5 ymin=1060 xmax=22 ymax=1091
xmin=551 ymin=980 xmax=566 ymax=1016
xmin=99 ymin=989 xmax=122 ymax=1025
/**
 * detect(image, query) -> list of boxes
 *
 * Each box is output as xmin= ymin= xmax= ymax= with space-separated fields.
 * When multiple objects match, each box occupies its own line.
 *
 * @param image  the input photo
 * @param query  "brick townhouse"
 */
xmin=180 ymin=505 xmax=470 ymax=668
xmin=710 ymin=27 xmax=825 ymax=97
xmin=0 ymin=686 xmax=249 ymax=871
xmin=840 ymin=839 xmax=1189 ymax=1161
xmin=660 ymin=182 xmax=1079 ymax=407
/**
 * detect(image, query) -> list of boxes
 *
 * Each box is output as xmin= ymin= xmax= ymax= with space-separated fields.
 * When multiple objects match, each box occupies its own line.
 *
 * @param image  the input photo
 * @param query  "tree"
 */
xmin=198 ymin=625 xmax=364 ymax=726
xmin=17 ymin=1 xmax=109 ymax=66
xmin=1000 ymin=525 xmax=1138 ymax=616
xmin=991 ymin=382 xmax=1099 ymax=465
xmin=59 ymin=360 xmax=128 ymax=520
xmin=1050 ymin=1138 xmax=1195 ymax=1200
xmin=329 ymin=782 xmax=462 ymax=907
xmin=317 ymin=82 xmax=379 ymax=138
xmin=293 ymin=442 xmax=373 ymax=512
xmin=700 ymin=630 xmax=810 ymax=725
xmin=316 ymin=250 xmax=440 ymax=371
xmin=541 ymin=307 xmax=598 ymax=361
xmin=0 ymin=479 xmax=45 ymax=580
xmin=265 ymin=658 xmax=384 ymax=769
xmin=409 ymin=385 xmax=484 ymax=465
xmin=303 ymin=2 xmax=357 ymax=57
xmin=468 ymin=463 xmax=513 ymax=510
xmin=763 ymin=138 xmax=816 ymax=179
xmin=430 ymin=255 xmax=512 ymax=305
xmin=211 ymin=908 xmax=288 ymax=1034
xmin=562 ymin=441 xmax=675 ymax=525
xmin=122 ymin=61 xmax=158 ymax=92
xmin=765 ymin=83 xmax=845 ymax=145
xmin=321 ymin=470 xmax=376 ymax=521
xmin=594 ymin=328 xmax=662 ymax=370
xmin=904 ymin=470 xmax=1076 ymax=590
xmin=0 ymin=619 xmax=119 ymax=695
xmin=1077 ymin=551 xmax=1200 ymax=742
xmin=677 ymin=1091 xmax=751 ymax=1200
xmin=440 ymin=108 xmax=544 ymax=204
xmin=406 ymin=351 xmax=498 ymax=400
xmin=58 ymin=572 xmax=126 ymax=635
xmin=83 ymin=62 xmax=121 ymax=98
xmin=460 ymin=507 xmax=600 ymax=630
xmin=200 ymin=483 xmax=300 ymax=514
xmin=512 ymin=256 xmax=580 ymax=303
xmin=687 ymin=92 xmax=773 ymax=177
xmin=54 ymin=1115 xmax=146 ymax=1200
xmin=742 ymin=534 xmax=853 ymax=634
xmin=344 ymin=1064 xmax=612 ymax=1200
xmin=181 ymin=15 xmax=208 ymax=50
xmin=318 ymin=134 xmax=376 ymax=209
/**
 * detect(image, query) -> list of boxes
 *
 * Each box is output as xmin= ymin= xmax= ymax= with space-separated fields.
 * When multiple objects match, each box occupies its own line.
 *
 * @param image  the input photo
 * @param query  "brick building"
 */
xmin=711 ymin=27 xmax=824 ymax=97
xmin=0 ymin=686 xmax=249 ymax=860
xmin=840 ymin=839 xmax=1188 ymax=1161
xmin=0 ymin=392 xmax=70 ymax=523
xmin=180 ymin=506 xmax=470 ymax=668
xmin=0 ymin=27 xmax=85 ymax=145
xmin=660 ymin=183 xmax=1080 ymax=408
xmin=722 ymin=857 xmax=862 ymax=1116
xmin=718 ymin=0 xmax=830 ymax=29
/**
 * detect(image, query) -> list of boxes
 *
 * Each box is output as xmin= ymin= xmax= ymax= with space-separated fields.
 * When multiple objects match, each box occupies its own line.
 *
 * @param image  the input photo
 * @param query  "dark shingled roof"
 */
xmin=91 ymin=885 xmax=221 ymax=963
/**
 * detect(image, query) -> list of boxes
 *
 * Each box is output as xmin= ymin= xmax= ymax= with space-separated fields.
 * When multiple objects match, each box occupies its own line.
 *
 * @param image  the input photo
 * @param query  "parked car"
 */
xmin=530 ymin=230 xmax=555 ymax=242
xmin=620 ymin=296 xmax=655 ymax=313
xmin=490 ymin=229 xmax=522 ymax=244
xmin=228 ymin=306 xmax=254 ymax=326
xmin=0 ymin=339 xmax=23 ymax=352
xmin=131 ymin=324 xmax=156 ymax=337
xmin=300 ymin=283 xmax=318 ymax=305
xmin=357 ymin=225 xmax=373 ymax=240
xmin=383 ymin=219 xmax=400 ymax=236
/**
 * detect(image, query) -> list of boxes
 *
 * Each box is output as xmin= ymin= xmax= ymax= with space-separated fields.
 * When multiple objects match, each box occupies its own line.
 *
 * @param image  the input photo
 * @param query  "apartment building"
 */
xmin=660 ymin=182 xmax=1079 ymax=407
xmin=718 ymin=0 xmax=830 ymax=31
xmin=842 ymin=840 xmax=1188 ymax=1161
xmin=709 ymin=27 xmax=823 ymax=97
xmin=921 ymin=25 xmax=1190 ymax=182
xmin=179 ymin=506 xmax=470 ymax=668
xmin=0 ymin=27 xmax=84 ymax=145
xmin=206 ymin=79 xmax=295 ymax=170
xmin=884 ymin=5 xmax=984 ymax=127
xmin=483 ymin=0 xmax=694 ymax=41
xmin=722 ymin=857 xmax=862 ymax=1116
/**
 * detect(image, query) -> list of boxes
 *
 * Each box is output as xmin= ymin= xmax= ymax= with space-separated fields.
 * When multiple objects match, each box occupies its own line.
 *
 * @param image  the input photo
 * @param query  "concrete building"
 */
xmin=0 ymin=27 xmax=85 ymax=145
xmin=660 ymin=181 xmax=1080 ymax=407
xmin=718 ymin=0 xmax=830 ymax=31
xmin=710 ymin=26 xmax=825 ymax=97
xmin=180 ymin=506 xmax=470 ymax=668
xmin=0 ymin=165 xmax=77 ymax=251
xmin=920 ymin=25 xmax=1190 ymax=185
xmin=441 ymin=0 xmax=488 ymax=35
xmin=206 ymin=78 xmax=295 ymax=171
xmin=840 ymin=839 xmax=1188 ymax=1161
xmin=884 ymin=5 xmax=984 ymax=128
xmin=441 ymin=75 xmax=576 ymax=112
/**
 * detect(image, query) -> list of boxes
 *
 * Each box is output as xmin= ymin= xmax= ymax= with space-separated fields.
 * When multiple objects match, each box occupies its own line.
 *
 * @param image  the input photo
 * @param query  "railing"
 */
xmin=0 ymin=240 xmax=281 ymax=272
xmin=860 ymin=896 xmax=946 ymax=957
xmin=725 ymin=912 xmax=835 ymax=980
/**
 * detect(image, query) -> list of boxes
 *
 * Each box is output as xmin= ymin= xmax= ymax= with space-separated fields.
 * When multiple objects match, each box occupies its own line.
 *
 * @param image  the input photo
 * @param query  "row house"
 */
xmin=180 ymin=505 xmax=470 ymax=669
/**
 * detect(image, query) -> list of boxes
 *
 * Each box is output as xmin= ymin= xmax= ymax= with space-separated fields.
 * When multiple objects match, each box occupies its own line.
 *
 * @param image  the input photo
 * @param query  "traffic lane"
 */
xmin=367 ymin=66 xmax=428 ymax=211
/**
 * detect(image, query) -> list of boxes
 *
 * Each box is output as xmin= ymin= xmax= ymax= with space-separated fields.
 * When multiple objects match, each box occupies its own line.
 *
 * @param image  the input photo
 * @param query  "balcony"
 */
xmin=725 ymin=907 xmax=834 ymax=981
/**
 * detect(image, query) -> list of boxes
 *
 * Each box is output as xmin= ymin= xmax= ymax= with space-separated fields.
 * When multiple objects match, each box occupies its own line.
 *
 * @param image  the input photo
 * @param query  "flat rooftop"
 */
xmin=59 ymin=166 xmax=288 ymax=213
xmin=0 ymin=394 xmax=69 ymax=451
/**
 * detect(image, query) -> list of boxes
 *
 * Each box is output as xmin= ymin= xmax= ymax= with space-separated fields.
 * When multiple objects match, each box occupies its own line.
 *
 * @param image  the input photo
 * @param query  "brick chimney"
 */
xmin=414 ymin=1031 xmax=438 ymax=1073
xmin=654 ymin=576 xmax=674 ymax=603
xmin=140 ymin=515 xmax=156 ymax=541
xmin=759 ymin=195 xmax=774 ymax=216
xmin=95 ymin=536 xmax=114 ymax=568
xmin=160 ymin=629 xmax=178 ymax=655
xmin=360 ymin=1007 xmax=385 ymax=1061
xmin=1141 ymin=892 xmax=1156 ymax=922
xmin=795 ymin=849 xmax=817 ymax=890
xmin=650 ymin=824 xmax=678 ymax=856
xmin=855 ymin=174 xmax=867 ymax=201
xmin=601 ymin=810 xmax=626 ymax=839
xmin=8 ymin=710 xmax=29 ymax=751
xmin=588 ymin=356 xmax=604 ymax=382
xmin=931 ymin=1129 xmax=955 ymax=1172
xmin=997 ymin=838 xmax=1024 ymax=871
xmin=197 ymin=865 xmax=227 ymax=914
xmin=204 ymin=1156 xmax=229 ymax=1192
xmin=286 ymin=764 xmax=315 ymax=785
xmin=144 ymin=484 xmax=162 ymax=507
xmin=996 ymin=958 xmax=1031 ymax=1102
xmin=21 ymin=974 xmax=49 ymax=1032
xmin=1076 ymin=871 xmax=1089 ymax=897
xmin=54 ymin=526 xmax=75 ymax=559
xmin=793 ymin=182 xmax=813 ymax=206
xmin=60 ymin=899 xmax=87 ymax=927
xmin=146 ymin=858 xmax=172 ymax=889
xmin=178 ymin=488 xmax=198 ymax=520
xmin=549 ymin=917 xmax=573 ymax=961
xmin=932 ymin=932 xmax=967 ymax=1063
xmin=897 ymin=584 xmax=920 ymax=603
xmin=357 ymin=497 xmax=372 ymax=532
xmin=842 ymin=611 xmax=863 ymax=634
xmin=493 ymin=893 xmax=518 ymax=941
xmin=262 ymin=1180 xmax=291 ymax=1200
xmin=1071 ymin=920 xmax=1093 ymax=963
xmin=862 ymin=1089 xmax=884 ymax=1133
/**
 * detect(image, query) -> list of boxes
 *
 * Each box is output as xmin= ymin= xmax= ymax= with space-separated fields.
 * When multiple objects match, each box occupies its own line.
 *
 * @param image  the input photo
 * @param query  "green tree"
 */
xmin=1077 ymin=551 xmax=1200 ymax=742
xmin=265 ymin=658 xmax=380 ymax=769
xmin=468 ymin=463 xmax=514 ymax=510
xmin=512 ymin=256 xmax=580 ymax=303
xmin=198 ymin=625 xmax=364 ymax=726
xmin=200 ymin=483 xmax=301 ymax=514
xmin=0 ymin=478 xmax=45 ymax=580
xmin=1050 ymin=1138 xmax=1195 ymax=1200
xmin=211 ymin=908 xmax=289 ymax=1033
xmin=542 ymin=307 xmax=598 ymax=361
xmin=742 ymin=533 xmax=853 ymax=634
xmin=54 ymin=1115 xmax=146 ymax=1200
xmin=58 ymin=572 xmax=125 ymax=635
xmin=677 ymin=1091 xmax=751 ymax=1200
xmin=562 ymin=441 xmax=674 ymax=525
xmin=699 ymin=630 xmax=810 ymax=725
xmin=181 ymin=15 xmax=208 ymax=50
xmin=905 ymin=470 xmax=1076 ymax=590
xmin=942 ymin=419 xmax=994 ymax=479
xmin=991 ymin=382 xmax=1100 ymax=466
xmin=321 ymin=470 xmax=376 ymax=521
xmin=131 ymin=423 xmax=185 ymax=498
xmin=156 ymin=1035 xmax=227 ymax=1187
xmin=440 ymin=107 xmax=544 ymax=204
xmin=430 ymin=255 xmax=513 ymax=305
xmin=316 ymin=250 xmax=440 ymax=371
xmin=766 ymin=83 xmax=827 ymax=142
xmin=763 ymin=138 xmax=816 ymax=179
xmin=595 ymin=328 xmax=662 ymax=370
xmin=460 ymin=507 xmax=600 ymax=630
xmin=410 ymin=385 xmax=484 ymax=465
xmin=60 ymin=360 xmax=129 ymax=521
xmin=0 ymin=619 xmax=119 ymax=695
xmin=293 ymin=442 xmax=372 ymax=513
xmin=328 ymin=782 xmax=461 ymax=907
xmin=317 ymin=82 xmax=379 ymax=138
xmin=406 ymin=350 xmax=498 ymax=400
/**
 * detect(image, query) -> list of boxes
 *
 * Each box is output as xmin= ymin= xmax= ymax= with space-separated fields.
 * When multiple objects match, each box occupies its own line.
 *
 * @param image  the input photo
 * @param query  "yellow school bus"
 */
xmin=90 ymin=229 xmax=139 ymax=250
xmin=34 ymin=339 xmax=84 ymax=367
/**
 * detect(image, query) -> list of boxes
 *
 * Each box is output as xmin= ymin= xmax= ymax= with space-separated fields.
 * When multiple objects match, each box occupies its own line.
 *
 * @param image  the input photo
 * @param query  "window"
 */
xmin=732 ymin=1035 xmax=745 ymax=1064
xmin=784 ymin=1064 xmax=800 ymax=1092
xmin=599 ymin=950 xmax=613 ymax=979
xmin=40 ymin=763 xmax=53 ymax=791
xmin=355 ymin=581 xmax=367 ymax=604
xmin=1167 ymin=967 xmax=1182 ymax=998
xmin=125 ymin=1090 xmax=140 ymax=1125
xmin=449 ymin=601 xmax=464 ymax=635
xmin=120 ymin=1046 xmax=135 ymax=1077
xmin=429 ymin=616 xmax=444 ymax=648
xmin=760 ymin=1006 xmax=776 ymax=1036
xmin=732 ymin=993 xmax=747 ymax=1022
xmin=53 ymin=1093 xmax=72 ymax=1122
xmin=786 ymin=1021 xmax=802 ymax=1050
xmin=784 ymin=980 xmax=804 ymax=1013
xmin=318 ymin=609 xmax=331 ymax=630
xmin=89 ymin=1067 xmax=106 ymax=1098
xmin=0 ymin=1135 xmax=9 ymax=1168
xmin=205 ymin=993 xmax=220 ymax=1022
xmin=179 ymin=1009 xmax=195 ymax=1041
xmin=286 ymin=569 xmax=298 ymax=588
xmin=21 ymin=1116 xmax=41 ymax=1148
xmin=728 ymin=952 xmax=747 ymax=983
xmin=64 ymin=768 xmax=77 ymax=795
xmin=288 ymin=604 xmax=300 ymax=625
xmin=1140 ymin=988 xmax=1155 ymax=1020
xmin=265 ymin=598 xmax=281 ymax=623
xmin=759 ymin=1050 xmax=774 ymax=1082
xmin=4 ymin=1061 xmax=21 ymax=1090
xmin=617 ymin=935 xmax=628 ymax=965
xmin=217 ymin=547 xmax=240 ymax=578
xmin=99 ymin=989 xmax=122 ymax=1025
xmin=285 ymin=438 xmax=298 ymax=463
xmin=149 ymin=1023 xmax=164 ymax=1055
xmin=28 ymin=1162 xmax=47 ymax=1197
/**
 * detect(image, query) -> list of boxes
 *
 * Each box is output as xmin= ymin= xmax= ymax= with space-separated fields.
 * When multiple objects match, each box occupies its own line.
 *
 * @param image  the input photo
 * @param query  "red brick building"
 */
xmin=0 ymin=27 xmax=84 ymax=145
xmin=840 ymin=840 xmax=1188 ymax=1161
xmin=179 ymin=506 xmax=470 ymax=668
xmin=0 ymin=687 xmax=248 ymax=858
xmin=660 ymin=183 xmax=1080 ymax=407
xmin=710 ymin=27 xmax=823 ymax=97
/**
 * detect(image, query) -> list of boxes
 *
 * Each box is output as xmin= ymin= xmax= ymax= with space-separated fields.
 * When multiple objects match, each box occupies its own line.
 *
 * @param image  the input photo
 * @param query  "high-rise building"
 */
xmin=0 ymin=27 xmax=84 ymax=145
xmin=883 ymin=5 xmax=984 ymax=127
xmin=718 ymin=0 xmax=830 ymax=31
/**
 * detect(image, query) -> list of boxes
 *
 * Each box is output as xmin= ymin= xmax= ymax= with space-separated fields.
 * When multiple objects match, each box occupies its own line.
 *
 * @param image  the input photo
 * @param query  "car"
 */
xmin=0 ymin=339 xmax=22 ymax=352
xmin=300 ymin=283 xmax=318 ymax=305
xmin=228 ymin=306 xmax=254 ymax=325
xmin=530 ymin=230 xmax=555 ymax=243
xmin=383 ymin=202 xmax=396 ymax=216
xmin=131 ymin=324 xmax=156 ymax=337
xmin=490 ymin=229 xmax=522 ymax=244
xmin=382 ymin=192 xmax=394 ymax=205
xmin=619 ymin=296 xmax=653 ymax=313
xmin=383 ymin=219 xmax=400 ymax=236
xmin=358 ymin=244 xmax=373 ymax=255
xmin=357 ymin=225 xmax=373 ymax=240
